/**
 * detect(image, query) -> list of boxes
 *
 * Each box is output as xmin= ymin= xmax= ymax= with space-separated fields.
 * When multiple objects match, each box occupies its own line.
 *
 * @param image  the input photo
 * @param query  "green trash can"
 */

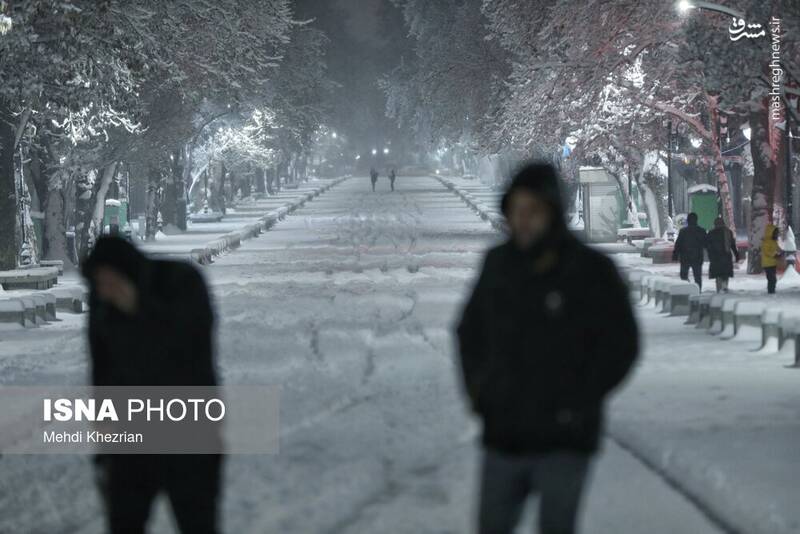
xmin=103 ymin=199 xmax=129 ymax=235
xmin=687 ymin=184 xmax=718 ymax=231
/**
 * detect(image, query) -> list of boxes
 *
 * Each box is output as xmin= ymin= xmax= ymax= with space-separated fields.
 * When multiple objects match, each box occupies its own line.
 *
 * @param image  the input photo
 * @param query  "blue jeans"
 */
xmin=478 ymin=449 xmax=590 ymax=534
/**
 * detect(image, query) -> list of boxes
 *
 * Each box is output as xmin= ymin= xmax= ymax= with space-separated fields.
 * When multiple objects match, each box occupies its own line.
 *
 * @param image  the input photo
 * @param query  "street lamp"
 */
xmin=371 ymin=148 xmax=378 ymax=156
xmin=676 ymin=1 xmax=745 ymax=18
xmin=331 ymin=132 xmax=337 ymax=139
xmin=383 ymin=147 xmax=390 ymax=155
xmin=741 ymin=125 xmax=751 ymax=141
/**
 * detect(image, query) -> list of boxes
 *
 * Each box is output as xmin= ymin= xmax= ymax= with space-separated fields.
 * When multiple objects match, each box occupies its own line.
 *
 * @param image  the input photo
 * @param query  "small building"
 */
xmin=579 ymin=167 xmax=624 ymax=242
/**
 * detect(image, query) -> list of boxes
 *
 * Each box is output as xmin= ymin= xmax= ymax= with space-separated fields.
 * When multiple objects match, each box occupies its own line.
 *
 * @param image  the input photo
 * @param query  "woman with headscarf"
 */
xmin=706 ymin=217 xmax=739 ymax=293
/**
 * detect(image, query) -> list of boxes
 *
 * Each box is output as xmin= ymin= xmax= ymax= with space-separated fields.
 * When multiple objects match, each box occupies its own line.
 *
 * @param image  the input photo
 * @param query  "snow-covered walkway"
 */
xmin=1 ymin=176 xmax=727 ymax=533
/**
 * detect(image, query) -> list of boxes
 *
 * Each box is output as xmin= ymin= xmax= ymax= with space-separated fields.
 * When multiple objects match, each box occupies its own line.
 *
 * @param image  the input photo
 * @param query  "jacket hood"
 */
xmin=81 ymin=236 xmax=148 ymax=285
xmin=500 ymin=162 xmax=565 ymax=224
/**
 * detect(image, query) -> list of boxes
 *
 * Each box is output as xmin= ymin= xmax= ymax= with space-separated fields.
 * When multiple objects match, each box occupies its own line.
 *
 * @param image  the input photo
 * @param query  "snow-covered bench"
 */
xmin=663 ymin=282 xmax=699 ymax=316
xmin=50 ymin=286 xmax=88 ymax=313
xmin=686 ymin=294 xmax=711 ymax=325
xmin=0 ymin=299 xmax=26 ymax=327
xmin=617 ymin=228 xmax=652 ymax=244
xmin=0 ymin=267 xmax=59 ymax=290
xmin=649 ymin=243 xmax=675 ymax=265
xmin=727 ymin=301 xmax=768 ymax=341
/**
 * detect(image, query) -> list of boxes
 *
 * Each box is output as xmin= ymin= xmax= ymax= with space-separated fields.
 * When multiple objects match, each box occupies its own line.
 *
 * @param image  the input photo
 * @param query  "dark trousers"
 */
xmin=679 ymin=261 xmax=703 ymax=289
xmin=765 ymin=266 xmax=777 ymax=294
xmin=390 ymin=179 xmax=395 ymax=191
xmin=371 ymin=179 xmax=377 ymax=191
xmin=98 ymin=455 xmax=222 ymax=534
xmin=478 ymin=449 xmax=590 ymax=534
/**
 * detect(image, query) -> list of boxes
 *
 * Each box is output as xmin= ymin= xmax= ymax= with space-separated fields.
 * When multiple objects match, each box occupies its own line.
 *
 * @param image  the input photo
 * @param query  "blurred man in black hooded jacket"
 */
xmin=456 ymin=163 xmax=638 ymax=534
xmin=83 ymin=236 xmax=221 ymax=534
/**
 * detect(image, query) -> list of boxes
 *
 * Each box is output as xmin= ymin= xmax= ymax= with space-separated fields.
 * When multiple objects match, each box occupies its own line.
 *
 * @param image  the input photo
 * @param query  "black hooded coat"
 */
xmin=83 ymin=237 xmax=216 ymax=387
xmin=456 ymin=164 xmax=638 ymax=455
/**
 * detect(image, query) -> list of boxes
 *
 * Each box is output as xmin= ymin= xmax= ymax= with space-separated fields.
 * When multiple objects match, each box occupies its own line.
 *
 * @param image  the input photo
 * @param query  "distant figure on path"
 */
xmin=83 ymin=236 xmax=221 ymax=534
xmin=672 ymin=212 xmax=707 ymax=289
xmin=370 ymin=167 xmax=379 ymax=192
xmin=456 ymin=162 xmax=638 ymax=534
xmin=761 ymin=224 xmax=781 ymax=294
xmin=389 ymin=168 xmax=397 ymax=191
xmin=706 ymin=217 xmax=739 ymax=293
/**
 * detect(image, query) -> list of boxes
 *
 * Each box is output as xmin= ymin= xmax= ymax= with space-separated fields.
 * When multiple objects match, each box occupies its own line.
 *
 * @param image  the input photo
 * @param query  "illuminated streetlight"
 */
xmin=383 ymin=147 xmax=390 ymax=155
xmin=331 ymin=132 xmax=337 ymax=139
xmin=675 ymin=1 xmax=744 ymax=18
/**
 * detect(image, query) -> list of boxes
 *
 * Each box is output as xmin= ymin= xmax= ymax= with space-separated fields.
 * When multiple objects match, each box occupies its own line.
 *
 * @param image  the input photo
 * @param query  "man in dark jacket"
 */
xmin=457 ymin=163 xmax=638 ymax=534
xmin=82 ymin=236 xmax=221 ymax=534
xmin=672 ymin=212 xmax=707 ymax=289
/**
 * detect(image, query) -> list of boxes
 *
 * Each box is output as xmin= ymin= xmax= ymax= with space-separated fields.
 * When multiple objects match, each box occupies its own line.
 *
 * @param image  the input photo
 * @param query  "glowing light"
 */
xmin=677 ymin=0 xmax=693 ymax=12
xmin=690 ymin=137 xmax=702 ymax=148
xmin=372 ymin=149 xmax=378 ymax=156
xmin=383 ymin=147 xmax=390 ymax=155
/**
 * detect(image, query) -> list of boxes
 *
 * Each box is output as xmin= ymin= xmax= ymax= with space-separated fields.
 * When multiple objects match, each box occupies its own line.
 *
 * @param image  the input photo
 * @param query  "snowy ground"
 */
xmin=0 ymin=176 xmax=746 ymax=533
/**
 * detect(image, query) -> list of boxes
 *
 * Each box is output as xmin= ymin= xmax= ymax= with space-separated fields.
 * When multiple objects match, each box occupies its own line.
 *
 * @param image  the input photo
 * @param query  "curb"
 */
xmin=431 ymin=175 xmax=506 ymax=232
xmin=190 ymin=177 xmax=348 ymax=265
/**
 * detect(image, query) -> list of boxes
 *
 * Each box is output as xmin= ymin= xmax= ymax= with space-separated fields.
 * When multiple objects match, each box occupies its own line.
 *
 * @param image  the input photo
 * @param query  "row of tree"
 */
xmin=385 ymin=0 xmax=799 ymax=271
xmin=0 ymin=0 xmax=333 ymax=270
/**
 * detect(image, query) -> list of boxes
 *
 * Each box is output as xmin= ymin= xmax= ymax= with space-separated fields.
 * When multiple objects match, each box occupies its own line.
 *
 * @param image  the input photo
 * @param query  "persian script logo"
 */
xmin=728 ymin=18 xmax=765 ymax=41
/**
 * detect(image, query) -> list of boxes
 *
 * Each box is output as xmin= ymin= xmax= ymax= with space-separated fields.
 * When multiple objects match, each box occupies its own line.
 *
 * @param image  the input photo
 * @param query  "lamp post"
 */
xmin=787 ymin=109 xmax=794 ymax=228
xmin=676 ymin=0 xmax=745 ymax=19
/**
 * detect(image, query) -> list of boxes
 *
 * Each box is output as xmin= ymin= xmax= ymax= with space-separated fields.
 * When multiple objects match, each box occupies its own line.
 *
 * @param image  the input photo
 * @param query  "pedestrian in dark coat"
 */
xmin=706 ymin=217 xmax=739 ymax=293
xmin=82 ymin=236 xmax=221 ymax=534
xmin=456 ymin=163 xmax=638 ymax=534
xmin=370 ymin=168 xmax=378 ymax=192
xmin=672 ymin=212 xmax=707 ymax=289
xmin=389 ymin=168 xmax=397 ymax=192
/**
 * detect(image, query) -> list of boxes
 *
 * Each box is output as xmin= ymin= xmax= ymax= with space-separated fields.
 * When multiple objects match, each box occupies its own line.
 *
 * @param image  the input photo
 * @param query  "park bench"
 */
xmin=0 ymin=299 xmax=26 ymax=327
xmin=0 ymin=267 xmax=59 ymax=290
xmin=686 ymin=294 xmax=711 ymax=325
xmin=617 ymin=227 xmax=652 ymax=244
xmin=50 ymin=286 xmax=88 ymax=313
xmin=663 ymin=282 xmax=699 ymax=316
xmin=727 ymin=301 xmax=768 ymax=341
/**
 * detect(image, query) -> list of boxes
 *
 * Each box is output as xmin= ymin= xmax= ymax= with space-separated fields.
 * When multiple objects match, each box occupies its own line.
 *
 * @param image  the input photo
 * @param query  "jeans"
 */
xmin=478 ymin=449 xmax=591 ymax=534
xmin=765 ymin=266 xmax=777 ymax=294
xmin=679 ymin=261 xmax=703 ymax=289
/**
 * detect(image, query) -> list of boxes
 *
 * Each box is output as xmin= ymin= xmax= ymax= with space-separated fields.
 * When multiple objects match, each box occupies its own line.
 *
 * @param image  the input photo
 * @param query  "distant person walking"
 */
xmin=370 ymin=168 xmax=379 ymax=192
xmin=388 ymin=169 xmax=397 ymax=192
xmin=672 ymin=212 xmax=707 ymax=290
xmin=83 ymin=237 xmax=222 ymax=534
xmin=706 ymin=217 xmax=739 ymax=293
xmin=761 ymin=224 xmax=781 ymax=294
xmin=457 ymin=163 xmax=638 ymax=534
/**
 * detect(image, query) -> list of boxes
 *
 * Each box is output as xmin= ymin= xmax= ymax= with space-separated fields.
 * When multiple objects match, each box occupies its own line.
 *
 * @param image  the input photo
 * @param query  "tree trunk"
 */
xmin=0 ymin=106 xmax=18 ymax=270
xmin=91 ymin=162 xmax=119 ymax=236
xmin=44 ymin=188 xmax=71 ymax=265
xmin=707 ymin=94 xmax=737 ymax=233
xmin=748 ymin=102 xmax=777 ymax=273
xmin=162 ymin=150 xmax=179 ymax=230
xmin=74 ymin=169 xmax=97 ymax=261
xmin=145 ymin=164 xmax=162 ymax=241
